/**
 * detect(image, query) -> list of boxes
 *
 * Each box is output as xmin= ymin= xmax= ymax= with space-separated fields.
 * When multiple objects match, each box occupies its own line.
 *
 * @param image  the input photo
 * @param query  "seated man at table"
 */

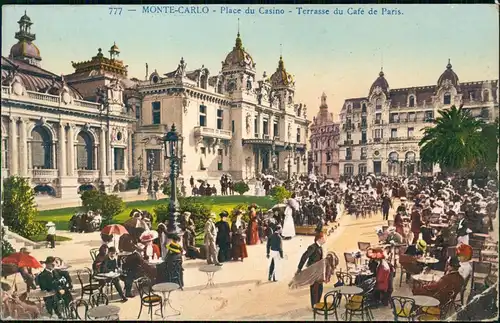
xmin=36 ymin=256 xmax=73 ymax=319
xmin=99 ymin=247 xmax=128 ymax=302
xmin=402 ymin=240 xmax=427 ymax=281
xmin=412 ymin=256 xmax=464 ymax=305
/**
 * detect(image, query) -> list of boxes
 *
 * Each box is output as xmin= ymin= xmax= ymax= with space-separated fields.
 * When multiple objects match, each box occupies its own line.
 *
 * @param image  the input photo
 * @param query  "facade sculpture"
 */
xmin=338 ymin=62 xmax=499 ymax=176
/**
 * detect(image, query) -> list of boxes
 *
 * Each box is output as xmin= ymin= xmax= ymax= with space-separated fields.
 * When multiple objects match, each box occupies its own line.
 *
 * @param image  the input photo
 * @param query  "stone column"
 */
xmin=256 ymin=113 xmax=262 ymax=138
xmin=123 ymin=146 xmax=129 ymax=174
xmin=100 ymin=128 xmax=106 ymax=177
xmin=19 ymin=119 xmax=28 ymax=176
xmin=9 ymin=117 xmax=18 ymax=174
xmin=127 ymin=132 xmax=133 ymax=175
xmin=67 ymin=124 xmax=75 ymax=176
xmin=58 ymin=124 xmax=66 ymax=177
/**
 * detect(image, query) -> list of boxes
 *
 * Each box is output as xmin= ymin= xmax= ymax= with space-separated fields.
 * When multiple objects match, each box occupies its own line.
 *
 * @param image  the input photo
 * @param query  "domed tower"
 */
xmin=269 ymin=55 xmax=295 ymax=110
xmin=436 ymin=59 xmax=461 ymax=105
xmin=220 ymin=31 xmax=256 ymax=96
xmin=9 ymin=11 xmax=42 ymax=66
xmin=369 ymin=69 xmax=390 ymax=98
xmin=317 ymin=92 xmax=333 ymax=124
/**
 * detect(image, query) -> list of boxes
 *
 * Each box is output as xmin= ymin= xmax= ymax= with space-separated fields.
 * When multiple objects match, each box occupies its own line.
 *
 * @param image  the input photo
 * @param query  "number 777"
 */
xmin=109 ymin=7 xmax=123 ymax=15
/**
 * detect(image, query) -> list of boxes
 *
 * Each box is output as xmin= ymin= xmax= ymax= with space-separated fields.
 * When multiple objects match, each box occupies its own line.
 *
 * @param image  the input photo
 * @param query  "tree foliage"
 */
xmin=233 ymin=181 xmax=250 ymax=195
xmin=270 ymin=185 xmax=292 ymax=203
xmin=418 ymin=106 xmax=491 ymax=173
xmin=1 ymin=227 xmax=16 ymax=257
xmin=80 ymin=190 xmax=125 ymax=225
xmin=154 ymin=197 xmax=212 ymax=235
xmin=2 ymin=176 xmax=45 ymax=238
xmin=125 ymin=176 xmax=141 ymax=190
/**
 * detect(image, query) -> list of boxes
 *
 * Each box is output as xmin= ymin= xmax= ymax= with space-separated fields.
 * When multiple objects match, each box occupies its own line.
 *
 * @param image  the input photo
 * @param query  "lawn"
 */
xmin=37 ymin=195 xmax=278 ymax=231
xmin=30 ymin=234 xmax=73 ymax=242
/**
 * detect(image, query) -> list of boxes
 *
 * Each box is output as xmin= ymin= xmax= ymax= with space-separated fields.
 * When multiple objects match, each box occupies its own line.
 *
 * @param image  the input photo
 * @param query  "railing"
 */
xmin=2 ymin=86 xmax=103 ymax=110
xmin=194 ymin=126 xmax=232 ymax=139
xmin=343 ymin=140 xmax=353 ymax=145
xmin=359 ymin=140 xmax=367 ymax=145
xmin=389 ymin=137 xmax=417 ymax=142
xmin=31 ymin=169 xmax=58 ymax=178
xmin=77 ymin=170 xmax=99 ymax=178
xmin=373 ymin=138 xmax=382 ymax=143
xmin=373 ymin=120 xmax=383 ymax=125
xmin=389 ymin=119 xmax=400 ymax=124
xmin=360 ymin=155 xmax=367 ymax=160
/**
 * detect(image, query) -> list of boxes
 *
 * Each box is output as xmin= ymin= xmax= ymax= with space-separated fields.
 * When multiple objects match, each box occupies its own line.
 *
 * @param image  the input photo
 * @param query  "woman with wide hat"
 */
xmin=230 ymin=210 xmax=248 ymax=261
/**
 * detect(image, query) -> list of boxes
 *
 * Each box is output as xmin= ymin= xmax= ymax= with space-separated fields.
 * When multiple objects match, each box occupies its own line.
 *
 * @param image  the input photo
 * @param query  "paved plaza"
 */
xmin=13 ymin=208 xmax=407 ymax=321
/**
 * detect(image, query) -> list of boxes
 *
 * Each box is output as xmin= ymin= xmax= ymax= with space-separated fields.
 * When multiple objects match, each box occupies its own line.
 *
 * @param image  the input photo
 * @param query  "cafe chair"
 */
xmin=345 ymin=294 xmax=370 ymax=321
xmin=469 ymin=239 xmax=484 ymax=250
xmin=398 ymin=254 xmax=421 ymax=287
xmin=389 ymin=296 xmax=416 ymax=321
xmin=90 ymin=292 xmax=109 ymax=307
xmin=357 ymin=242 xmax=371 ymax=252
xmin=420 ymin=292 xmax=456 ymax=321
xmin=135 ymin=277 xmax=163 ymax=320
xmin=90 ymin=248 xmax=100 ymax=262
xmin=335 ymin=271 xmax=354 ymax=286
xmin=312 ymin=290 xmax=342 ymax=321
xmin=344 ymin=253 xmax=356 ymax=271
xmin=446 ymin=246 xmax=456 ymax=258
xmin=68 ymin=299 xmax=90 ymax=320
xmin=77 ymin=267 xmax=101 ymax=301
xmin=471 ymin=261 xmax=492 ymax=292
xmin=470 ymin=248 xmax=482 ymax=262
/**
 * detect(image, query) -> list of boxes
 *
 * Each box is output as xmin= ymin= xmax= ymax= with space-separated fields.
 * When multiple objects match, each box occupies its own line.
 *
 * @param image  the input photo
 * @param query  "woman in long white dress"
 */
xmin=282 ymin=198 xmax=297 ymax=239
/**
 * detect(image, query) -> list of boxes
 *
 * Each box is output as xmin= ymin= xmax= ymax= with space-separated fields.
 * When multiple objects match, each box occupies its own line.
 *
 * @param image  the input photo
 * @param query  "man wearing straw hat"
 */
xmin=205 ymin=213 xmax=222 ymax=266
xmin=45 ymin=222 xmax=56 ymax=249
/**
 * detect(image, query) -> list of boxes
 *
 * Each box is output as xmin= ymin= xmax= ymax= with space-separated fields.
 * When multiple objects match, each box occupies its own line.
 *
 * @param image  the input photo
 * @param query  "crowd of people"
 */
xmin=2 ymin=169 xmax=498 ymax=321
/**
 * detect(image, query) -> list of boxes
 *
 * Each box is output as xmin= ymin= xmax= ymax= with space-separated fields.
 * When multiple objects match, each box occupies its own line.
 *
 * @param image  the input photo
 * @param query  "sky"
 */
xmin=2 ymin=4 xmax=498 ymax=121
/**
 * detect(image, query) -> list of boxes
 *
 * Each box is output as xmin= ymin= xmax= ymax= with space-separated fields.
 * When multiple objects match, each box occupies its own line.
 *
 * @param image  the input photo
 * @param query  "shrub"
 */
xmin=233 ymin=181 xmax=250 ymax=195
xmin=1 ymin=227 xmax=15 ymax=257
xmin=2 ymin=176 xmax=46 ymax=238
xmin=81 ymin=190 xmax=125 ymax=226
xmin=270 ymin=185 xmax=291 ymax=203
xmin=125 ymin=176 xmax=141 ymax=190
xmin=154 ymin=197 xmax=212 ymax=235
xmin=229 ymin=203 xmax=252 ymax=222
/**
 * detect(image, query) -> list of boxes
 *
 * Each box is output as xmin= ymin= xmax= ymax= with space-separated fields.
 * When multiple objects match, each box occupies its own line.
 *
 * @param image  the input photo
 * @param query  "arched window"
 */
xmin=443 ymin=92 xmax=451 ymax=105
xmin=361 ymin=103 xmax=367 ymax=113
xmin=31 ymin=126 xmax=53 ymax=169
xmin=1 ymin=136 xmax=7 ymax=169
xmin=483 ymin=90 xmax=490 ymax=102
xmin=375 ymin=99 xmax=382 ymax=110
xmin=409 ymin=96 xmax=415 ymax=107
xmin=405 ymin=151 xmax=416 ymax=163
xmin=389 ymin=152 xmax=399 ymax=162
xmin=76 ymin=131 xmax=94 ymax=170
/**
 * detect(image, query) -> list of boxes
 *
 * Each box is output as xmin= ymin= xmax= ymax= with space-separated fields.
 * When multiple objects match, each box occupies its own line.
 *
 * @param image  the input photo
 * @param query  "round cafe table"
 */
xmin=331 ymin=285 xmax=363 ymax=302
xmin=88 ymin=305 xmax=120 ymax=320
xmin=417 ymin=257 xmax=439 ymax=264
xmin=198 ymin=265 xmax=222 ymax=293
xmin=411 ymin=295 xmax=440 ymax=307
xmin=152 ymin=282 xmax=180 ymax=318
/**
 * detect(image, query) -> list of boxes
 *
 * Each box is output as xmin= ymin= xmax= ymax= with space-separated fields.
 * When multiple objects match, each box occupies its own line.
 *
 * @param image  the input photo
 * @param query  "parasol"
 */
xmin=2 ymin=252 xmax=42 ymax=269
xmin=325 ymin=179 xmax=335 ymax=185
xmin=271 ymin=203 xmax=287 ymax=209
xmin=124 ymin=217 xmax=150 ymax=230
xmin=101 ymin=224 xmax=128 ymax=236
xmin=308 ymin=174 xmax=317 ymax=181
xmin=456 ymin=243 xmax=473 ymax=262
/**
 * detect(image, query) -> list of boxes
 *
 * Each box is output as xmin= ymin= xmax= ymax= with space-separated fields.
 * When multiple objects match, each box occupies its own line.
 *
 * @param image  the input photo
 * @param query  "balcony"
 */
xmin=194 ymin=126 xmax=232 ymax=140
xmin=360 ymin=154 xmax=367 ymax=160
xmin=373 ymin=138 xmax=382 ymax=143
xmin=374 ymin=120 xmax=383 ymax=125
xmin=77 ymin=170 xmax=99 ymax=184
xmin=359 ymin=140 xmax=367 ymax=145
xmin=345 ymin=155 xmax=352 ymax=161
xmin=389 ymin=119 xmax=400 ymax=124
xmin=31 ymin=169 xmax=58 ymax=183
xmin=389 ymin=136 xmax=417 ymax=142
xmin=343 ymin=140 xmax=353 ymax=145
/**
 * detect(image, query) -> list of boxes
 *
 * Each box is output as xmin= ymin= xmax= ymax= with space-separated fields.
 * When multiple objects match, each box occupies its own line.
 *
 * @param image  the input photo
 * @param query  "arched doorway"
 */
xmin=388 ymin=152 xmax=399 ymax=176
xmin=33 ymin=184 xmax=56 ymax=196
xmin=76 ymin=131 xmax=94 ymax=170
xmin=31 ymin=126 xmax=53 ymax=169
xmin=405 ymin=151 xmax=416 ymax=176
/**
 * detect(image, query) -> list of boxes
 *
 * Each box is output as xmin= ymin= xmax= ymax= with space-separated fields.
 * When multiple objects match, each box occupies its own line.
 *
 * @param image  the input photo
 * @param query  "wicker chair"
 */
xmin=90 ymin=292 xmax=109 ymax=307
xmin=344 ymin=253 xmax=356 ymax=271
xmin=135 ymin=277 xmax=163 ymax=320
xmin=471 ymin=261 xmax=492 ymax=292
xmin=76 ymin=267 xmax=101 ymax=300
xmin=89 ymin=248 xmax=100 ymax=262
xmin=312 ymin=290 xmax=342 ymax=321
xmin=335 ymin=271 xmax=355 ymax=286
xmin=390 ymin=296 xmax=416 ymax=321
xmin=469 ymin=239 xmax=484 ymax=249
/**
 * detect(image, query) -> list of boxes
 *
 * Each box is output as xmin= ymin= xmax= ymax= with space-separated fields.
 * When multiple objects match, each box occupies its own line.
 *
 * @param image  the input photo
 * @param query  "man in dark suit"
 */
xmin=456 ymin=211 xmax=471 ymax=245
xmin=266 ymin=225 xmax=284 ymax=282
xmin=296 ymin=232 xmax=326 ymax=308
xmin=99 ymin=247 xmax=128 ymax=302
xmin=215 ymin=211 xmax=231 ymax=262
xmin=36 ymin=256 xmax=73 ymax=319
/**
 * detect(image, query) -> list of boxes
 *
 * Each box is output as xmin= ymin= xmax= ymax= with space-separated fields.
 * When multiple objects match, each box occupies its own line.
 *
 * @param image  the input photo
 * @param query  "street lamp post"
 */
xmin=137 ymin=154 xmax=144 ymax=195
xmin=147 ymin=151 xmax=155 ymax=199
xmin=163 ymin=124 xmax=183 ymax=238
xmin=286 ymin=143 xmax=295 ymax=181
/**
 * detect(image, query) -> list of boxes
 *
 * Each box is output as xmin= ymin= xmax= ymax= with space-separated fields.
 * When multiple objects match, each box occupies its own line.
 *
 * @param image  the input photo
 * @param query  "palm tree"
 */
xmin=418 ymin=105 xmax=488 ymax=173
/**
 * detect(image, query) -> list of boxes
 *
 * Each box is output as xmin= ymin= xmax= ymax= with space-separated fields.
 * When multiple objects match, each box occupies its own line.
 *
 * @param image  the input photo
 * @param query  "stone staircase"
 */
xmin=3 ymin=226 xmax=45 ymax=250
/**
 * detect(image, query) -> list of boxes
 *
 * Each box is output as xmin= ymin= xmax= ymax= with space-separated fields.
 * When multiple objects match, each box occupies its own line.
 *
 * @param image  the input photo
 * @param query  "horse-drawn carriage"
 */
xmin=69 ymin=211 xmax=102 ymax=233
